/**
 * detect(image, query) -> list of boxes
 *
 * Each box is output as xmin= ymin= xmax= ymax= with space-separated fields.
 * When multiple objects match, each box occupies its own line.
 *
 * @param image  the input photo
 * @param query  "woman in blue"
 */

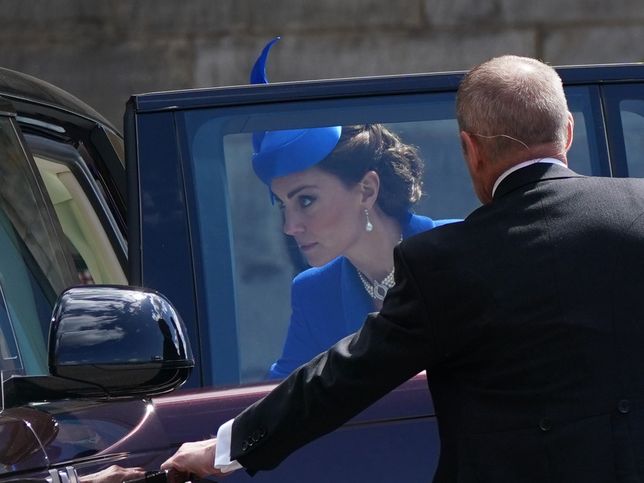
xmin=253 ymin=123 xmax=459 ymax=379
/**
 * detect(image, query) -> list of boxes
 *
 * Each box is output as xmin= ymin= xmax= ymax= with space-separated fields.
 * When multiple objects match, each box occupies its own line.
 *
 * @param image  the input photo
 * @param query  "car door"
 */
xmin=127 ymin=69 xmax=616 ymax=481
xmin=0 ymin=96 xmax=177 ymax=482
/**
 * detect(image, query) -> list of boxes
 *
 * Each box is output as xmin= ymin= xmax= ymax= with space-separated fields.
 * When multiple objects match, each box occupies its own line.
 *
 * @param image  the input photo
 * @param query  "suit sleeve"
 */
xmin=230 ymin=244 xmax=438 ymax=474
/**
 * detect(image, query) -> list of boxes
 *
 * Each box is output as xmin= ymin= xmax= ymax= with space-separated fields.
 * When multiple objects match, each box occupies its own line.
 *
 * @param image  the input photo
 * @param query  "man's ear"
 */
xmin=359 ymin=170 xmax=380 ymax=207
xmin=564 ymin=111 xmax=574 ymax=152
xmin=461 ymin=131 xmax=494 ymax=204
xmin=460 ymin=131 xmax=483 ymax=174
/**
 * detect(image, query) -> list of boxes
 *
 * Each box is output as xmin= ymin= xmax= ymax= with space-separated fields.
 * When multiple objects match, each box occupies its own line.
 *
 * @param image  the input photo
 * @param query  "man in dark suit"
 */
xmin=162 ymin=55 xmax=644 ymax=482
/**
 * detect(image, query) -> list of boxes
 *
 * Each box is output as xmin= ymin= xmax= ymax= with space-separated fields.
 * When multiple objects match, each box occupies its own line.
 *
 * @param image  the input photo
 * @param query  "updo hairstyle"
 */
xmin=316 ymin=124 xmax=424 ymax=221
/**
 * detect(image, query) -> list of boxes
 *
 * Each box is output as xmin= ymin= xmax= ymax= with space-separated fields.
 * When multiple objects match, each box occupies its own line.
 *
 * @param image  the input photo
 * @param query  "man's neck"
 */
xmin=491 ymin=157 xmax=567 ymax=198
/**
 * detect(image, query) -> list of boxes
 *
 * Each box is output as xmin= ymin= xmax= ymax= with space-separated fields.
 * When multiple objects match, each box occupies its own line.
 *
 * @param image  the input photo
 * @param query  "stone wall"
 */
xmin=0 ymin=0 xmax=642 ymax=127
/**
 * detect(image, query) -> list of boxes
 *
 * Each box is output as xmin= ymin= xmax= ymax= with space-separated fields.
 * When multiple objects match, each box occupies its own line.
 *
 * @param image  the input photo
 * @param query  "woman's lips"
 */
xmin=298 ymin=242 xmax=317 ymax=252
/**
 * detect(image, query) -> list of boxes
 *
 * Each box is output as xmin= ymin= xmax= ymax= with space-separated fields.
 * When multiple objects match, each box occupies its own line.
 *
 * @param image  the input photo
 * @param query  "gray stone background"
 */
xmin=0 ymin=0 xmax=643 ymax=128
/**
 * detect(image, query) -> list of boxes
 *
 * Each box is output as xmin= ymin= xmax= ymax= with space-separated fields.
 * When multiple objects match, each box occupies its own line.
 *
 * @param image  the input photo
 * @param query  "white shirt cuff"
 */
xmin=214 ymin=418 xmax=243 ymax=473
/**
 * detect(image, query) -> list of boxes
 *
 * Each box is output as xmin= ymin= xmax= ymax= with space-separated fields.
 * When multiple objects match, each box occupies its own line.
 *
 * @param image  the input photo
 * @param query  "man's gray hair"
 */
xmin=456 ymin=55 xmax=570 ymax=161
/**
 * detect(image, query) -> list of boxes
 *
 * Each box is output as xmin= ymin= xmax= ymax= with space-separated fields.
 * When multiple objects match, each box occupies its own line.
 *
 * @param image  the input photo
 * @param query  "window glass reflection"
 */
xmin=183 ymin=87 xmax=600 ymax=385
xmin=0 ymin=118 xmax=79 ymax=375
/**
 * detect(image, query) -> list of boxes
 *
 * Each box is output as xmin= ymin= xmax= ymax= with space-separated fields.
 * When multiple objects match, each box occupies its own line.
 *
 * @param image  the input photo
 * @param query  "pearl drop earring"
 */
xmin=364 ymin=208 xmax=374 ymax=232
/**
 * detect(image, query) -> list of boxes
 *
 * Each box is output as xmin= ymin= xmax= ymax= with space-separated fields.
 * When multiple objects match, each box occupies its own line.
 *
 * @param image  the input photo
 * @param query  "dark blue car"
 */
xmin=1 ymin=61 xmax=644 ymax=481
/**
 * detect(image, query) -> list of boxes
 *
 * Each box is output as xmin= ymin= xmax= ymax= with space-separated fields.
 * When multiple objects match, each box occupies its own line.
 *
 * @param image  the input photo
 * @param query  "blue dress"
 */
xmin=269 ymin=214 xmax=459 ymax=378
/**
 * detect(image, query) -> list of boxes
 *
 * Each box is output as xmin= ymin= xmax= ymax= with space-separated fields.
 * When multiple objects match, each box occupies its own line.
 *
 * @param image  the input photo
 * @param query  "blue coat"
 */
xmin=269 ymin=214 xmax=459 ymax=378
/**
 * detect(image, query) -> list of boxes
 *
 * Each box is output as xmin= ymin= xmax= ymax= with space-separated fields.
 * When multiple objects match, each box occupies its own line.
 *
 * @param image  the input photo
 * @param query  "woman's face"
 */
xmin=271 ymin=167 xmax=365 ymax=267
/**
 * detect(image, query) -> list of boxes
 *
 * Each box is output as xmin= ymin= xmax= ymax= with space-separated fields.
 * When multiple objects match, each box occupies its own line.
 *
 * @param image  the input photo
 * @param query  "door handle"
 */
xmin=48 ymin=466 xmax=78 ymax=483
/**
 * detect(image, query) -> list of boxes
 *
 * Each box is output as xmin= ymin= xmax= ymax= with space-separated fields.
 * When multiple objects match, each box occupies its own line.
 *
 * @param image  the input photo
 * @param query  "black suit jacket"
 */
xmin=231 ymin=163 xmax=644 ymax=482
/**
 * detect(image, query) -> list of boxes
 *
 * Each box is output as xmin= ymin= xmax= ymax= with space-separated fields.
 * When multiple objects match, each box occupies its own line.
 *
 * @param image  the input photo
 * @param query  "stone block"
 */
xmin=0 ymin=0 xmax=247 ymax=38
xmin=501 ymin=0 xmax=644 ymax=24
xmin=425 ymin=0 xmax=644 ymax=27
xmin=425 ymin=0 xmax=506 ymax=28
xmin=240 ymin=0 xmax=425 ymax=32
xmin=544 ymin=26 xmax=644 ymax=66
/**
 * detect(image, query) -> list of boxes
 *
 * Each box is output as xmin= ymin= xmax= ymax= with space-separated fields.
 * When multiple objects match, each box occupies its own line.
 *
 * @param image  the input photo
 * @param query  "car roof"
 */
xmin=128 ymin=62 xmax=644 ymax=115
xmin=0 ymin=66 xmax=118 ymax=132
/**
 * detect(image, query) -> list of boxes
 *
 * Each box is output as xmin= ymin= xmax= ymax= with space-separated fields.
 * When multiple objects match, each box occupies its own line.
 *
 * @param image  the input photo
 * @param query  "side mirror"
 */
xmin=48 ymin=285 xmax=194 ymax=398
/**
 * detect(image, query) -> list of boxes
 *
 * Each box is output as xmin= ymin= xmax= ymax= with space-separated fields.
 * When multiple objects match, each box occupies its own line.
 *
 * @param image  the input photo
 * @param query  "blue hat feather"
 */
xmin=250 ymin=36 xmax=280 ymax=86
xmin=250 ymin=37 xmax=281 ymax=153
xmin=250 ymin=37 xmax=342 ymax=187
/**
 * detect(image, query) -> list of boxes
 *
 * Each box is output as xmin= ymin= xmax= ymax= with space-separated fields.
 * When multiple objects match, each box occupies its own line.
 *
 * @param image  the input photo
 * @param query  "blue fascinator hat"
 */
xmin=250 ymin=37 xmax=342 ymax=186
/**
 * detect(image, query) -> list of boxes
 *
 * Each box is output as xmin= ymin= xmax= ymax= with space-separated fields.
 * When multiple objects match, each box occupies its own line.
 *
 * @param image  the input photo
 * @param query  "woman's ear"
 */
xmin=359 ymin=170 xmax=380 ymax=207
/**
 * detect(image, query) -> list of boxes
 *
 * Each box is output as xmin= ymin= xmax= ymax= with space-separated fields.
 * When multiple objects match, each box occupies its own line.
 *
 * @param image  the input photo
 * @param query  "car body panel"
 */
xmin=152 ymin=372 xmax=438 ymax=481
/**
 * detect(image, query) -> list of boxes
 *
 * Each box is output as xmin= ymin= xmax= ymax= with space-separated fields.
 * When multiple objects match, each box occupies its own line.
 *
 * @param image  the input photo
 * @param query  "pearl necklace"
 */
xmin=357 ymin=234 xmax=403 ymax=301
xmin=358 ymin=267 xmax=396 ymax=301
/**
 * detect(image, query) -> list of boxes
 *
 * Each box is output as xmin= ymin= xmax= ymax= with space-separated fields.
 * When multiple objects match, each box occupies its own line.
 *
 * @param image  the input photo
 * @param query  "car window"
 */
xmin=179 ymin=86 xmax=605 ymax=385
xmin=24 ymin=134 xmax=127 ymax=285
xmin=601 ymin=84 xmax=644 ymax=177
xmin=0 ymin=118 xmax=80 ymax=377
xmin=619 ymin=100 xmax=644 ymax=177
xmin=566 ymin=86 xmax=607 ymax=176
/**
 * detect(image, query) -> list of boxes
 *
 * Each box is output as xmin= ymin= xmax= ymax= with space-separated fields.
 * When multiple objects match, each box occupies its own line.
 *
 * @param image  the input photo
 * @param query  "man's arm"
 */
xmin=162 ymin=244 xmax=436 ymax=476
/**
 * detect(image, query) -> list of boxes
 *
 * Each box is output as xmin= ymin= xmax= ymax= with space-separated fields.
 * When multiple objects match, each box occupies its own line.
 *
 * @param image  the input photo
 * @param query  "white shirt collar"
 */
xmin=492 ymin=157 xmax=567 ymax=198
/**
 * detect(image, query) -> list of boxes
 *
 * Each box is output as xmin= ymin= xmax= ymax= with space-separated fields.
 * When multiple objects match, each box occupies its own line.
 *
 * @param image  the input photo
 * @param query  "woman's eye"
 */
xmin=299 ymin=195 xmax=315 ymax=208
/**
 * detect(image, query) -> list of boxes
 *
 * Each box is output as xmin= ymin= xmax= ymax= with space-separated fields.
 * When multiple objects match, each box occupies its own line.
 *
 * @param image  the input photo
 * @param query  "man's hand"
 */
xmin=79 ymin=464 xmax=145 ymax=483
xmin=161 ymin=438 xmax=228 ymax=479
